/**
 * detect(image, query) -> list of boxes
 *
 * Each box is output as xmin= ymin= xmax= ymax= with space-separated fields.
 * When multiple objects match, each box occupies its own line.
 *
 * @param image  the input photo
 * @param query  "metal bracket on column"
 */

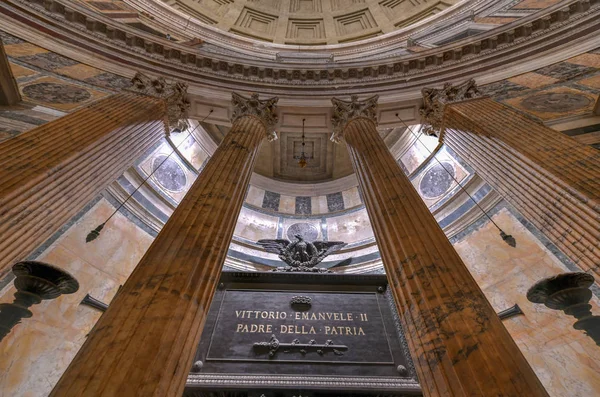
xmin=81 ymin=294 xmax=108 ymax=312
xmin=497 ymin=304 xmax=523 ymax=320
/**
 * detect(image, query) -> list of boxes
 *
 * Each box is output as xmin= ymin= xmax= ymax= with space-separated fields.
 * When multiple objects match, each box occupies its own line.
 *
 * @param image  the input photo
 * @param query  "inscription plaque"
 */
xmin=186 ymin=272 xmax=421 ymax=396
xmin=208 ymin=290 xmax=393 ymax=363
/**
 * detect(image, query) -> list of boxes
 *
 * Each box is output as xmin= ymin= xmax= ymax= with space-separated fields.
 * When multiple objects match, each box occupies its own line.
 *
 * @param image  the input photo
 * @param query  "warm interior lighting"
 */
xmin=296 ymin=118 xmax=311 ymax=168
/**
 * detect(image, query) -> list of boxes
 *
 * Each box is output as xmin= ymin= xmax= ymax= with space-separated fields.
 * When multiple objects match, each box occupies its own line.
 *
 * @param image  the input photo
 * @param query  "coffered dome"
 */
xmin=161 ymin=0 xmax=460 ymax=44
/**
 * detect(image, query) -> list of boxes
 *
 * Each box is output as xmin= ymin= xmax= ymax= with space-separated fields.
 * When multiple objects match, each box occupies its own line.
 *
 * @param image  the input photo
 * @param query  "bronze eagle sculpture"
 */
xmin=257 ymin=235 xmax=346 ymax=272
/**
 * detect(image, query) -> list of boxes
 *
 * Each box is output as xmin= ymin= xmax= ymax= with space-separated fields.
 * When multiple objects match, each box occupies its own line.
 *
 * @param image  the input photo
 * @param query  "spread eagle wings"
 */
xmin=256 ymin=239 xmax=291 ymax=254
xmin=313 ymin=241 xmax=347 ymax=257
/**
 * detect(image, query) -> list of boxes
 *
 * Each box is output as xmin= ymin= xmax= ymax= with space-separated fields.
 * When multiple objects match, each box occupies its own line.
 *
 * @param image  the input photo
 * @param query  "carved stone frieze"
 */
xmin=330 ymin=95 xmax=379 ymax=143
xmin=128 ymin=72 xmax=190 ymax=132
xmin=3 ymin=0 xmax=598 ymax=97
xmin=231 ymin=92 xmax=279 ymax=141
xmin=419 ymin=78 xmax=481 ymax=136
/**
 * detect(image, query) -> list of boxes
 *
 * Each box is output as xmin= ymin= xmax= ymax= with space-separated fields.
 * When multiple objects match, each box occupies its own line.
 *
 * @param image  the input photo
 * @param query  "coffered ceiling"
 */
xmin=161 ymin=0 xmax=461 ymax=44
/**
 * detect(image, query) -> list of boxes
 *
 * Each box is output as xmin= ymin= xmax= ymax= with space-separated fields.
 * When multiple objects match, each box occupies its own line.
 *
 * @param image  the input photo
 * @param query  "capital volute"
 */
xmin=231 ymin=92 xmax=279 ymax=142
xmin=128 ymin=73 xmax=190 ymax=133
xmin=419 ymin=78 xmax=481 ymax=136
xmin=330 ymin=95 xmax=379 ymax=143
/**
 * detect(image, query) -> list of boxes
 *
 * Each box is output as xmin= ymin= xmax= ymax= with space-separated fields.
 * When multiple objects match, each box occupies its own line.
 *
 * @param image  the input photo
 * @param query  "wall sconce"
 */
xmin=0 ymin=261 xmax=78 ymax=342
xmin=527 ymin=272 xmax=600 ymax=346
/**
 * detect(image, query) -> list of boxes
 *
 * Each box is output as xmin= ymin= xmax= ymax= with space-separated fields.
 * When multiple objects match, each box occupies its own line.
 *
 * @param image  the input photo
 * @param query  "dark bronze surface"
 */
xmin=257 ymin=236 xmax=346 ymax=271
xmin=528 ymin=272 xmax=600 ymax=346
xmin=0 ymin=261 xmax=79 ymax=341
xmin=186 ymin=271 xmax=420 ymax=396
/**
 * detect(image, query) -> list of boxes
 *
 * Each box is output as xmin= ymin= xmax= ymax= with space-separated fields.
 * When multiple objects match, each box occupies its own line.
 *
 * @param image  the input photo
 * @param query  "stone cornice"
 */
xmin=1 ymin=0 xmax=598 ymax=99
xmin=0 ymin=0 xmax=600 ymax=110
xmin=331 ymin=95 xmax=379 ymax=143
xmin=231 ymin=92 xmax=279 ymax=141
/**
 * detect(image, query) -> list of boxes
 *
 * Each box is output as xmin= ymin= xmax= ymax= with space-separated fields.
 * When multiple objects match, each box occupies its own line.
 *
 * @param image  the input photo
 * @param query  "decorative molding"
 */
xmin=186 ymin=373 xmax=421 ymax=391
xmin=331 ymin=95 xmax=379 ymax=143
xmin=231 ymin=92 xmax=279 ymax=141
xmin=128 ymin=72 xmax=190 ymax=132
xmin=253 ymin=334 xmax=347 ymax=357
xmin=0 ymin=0 xmax=597 ymax=97
xmin=419 ymin=78 xmax=481 ymax=136
xmin=290 ymin=295 xmax=312 ymax=308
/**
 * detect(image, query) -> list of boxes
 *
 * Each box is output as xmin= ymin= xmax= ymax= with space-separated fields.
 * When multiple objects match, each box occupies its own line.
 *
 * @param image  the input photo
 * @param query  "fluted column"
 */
xmin=423 ymin=80 xmax=600 ymax=278
xmin=332 ymin=95 xmax=548 ymax=397
xmin=50 ymin=93 xmax=278 ymax=397
xmin=0 ymin=91 xmax=169 ymax=278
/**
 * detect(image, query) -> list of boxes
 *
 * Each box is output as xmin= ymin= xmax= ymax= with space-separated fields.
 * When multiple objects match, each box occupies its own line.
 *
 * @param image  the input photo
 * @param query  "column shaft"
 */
xmin=50 ymin=115 xmax=267 ymax=397
xmin=0 ymin=93 xmax=167 ymax=278
xmin=343 ymin=117 xmax=549 ymax=397
xmin=443 ymin=98 xmax=600 ymax=276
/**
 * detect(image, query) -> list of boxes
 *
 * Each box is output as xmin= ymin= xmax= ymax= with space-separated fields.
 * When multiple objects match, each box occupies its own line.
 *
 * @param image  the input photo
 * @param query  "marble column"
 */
xmin=0 ymin=72 xmax=192 ymax=279
xmin=0 ymin=41 xmax=20 ymax=105
xmin=50 ymin=93 xmax=278 ymax=397
xmin=422 ymin=80 xmax=600 ymax=278
xmin=332 ymin=95 xmax=548 ymax=397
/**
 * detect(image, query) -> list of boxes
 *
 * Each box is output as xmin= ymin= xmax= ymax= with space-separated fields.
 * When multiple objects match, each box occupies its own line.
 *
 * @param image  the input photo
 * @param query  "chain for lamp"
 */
xmin=86 ymin=109 xmax=213 ymax=242
xmin=395 ymin=113 xmax=516 ymax=247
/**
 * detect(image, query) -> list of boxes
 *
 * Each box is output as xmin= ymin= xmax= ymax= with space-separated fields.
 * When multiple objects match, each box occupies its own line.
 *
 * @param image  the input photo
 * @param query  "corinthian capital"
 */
xmin=330 ymin=95 xmax=379 ymax=143
xmin=129 ymin=73 xmax=190 ymax=133
xmin=419 ymin=79 xmax=481 ymax=136
xmin=231 ymin=92 xmax=279 ymax=142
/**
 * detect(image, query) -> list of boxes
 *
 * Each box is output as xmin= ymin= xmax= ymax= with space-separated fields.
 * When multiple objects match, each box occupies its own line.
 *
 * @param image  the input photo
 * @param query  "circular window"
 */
xmin=419 ymin=162 xmax=455 ymax=199
xmin=286 ymin=223 xmax=319 ymax=242
xmin=152 ymin=155 xmax=187 ymax=192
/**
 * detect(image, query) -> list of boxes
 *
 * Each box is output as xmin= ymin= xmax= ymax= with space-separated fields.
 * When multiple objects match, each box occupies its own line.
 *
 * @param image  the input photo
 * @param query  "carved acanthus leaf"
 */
xmin=231 ymin=92 xmax=279 ymax=142
xmin=419 ymin=79 xmax=481 ymax=136
xmin=330 ymin=95 xmax=379 ymax=143
xmin=129 ymin=72 xmax=190 ymax=133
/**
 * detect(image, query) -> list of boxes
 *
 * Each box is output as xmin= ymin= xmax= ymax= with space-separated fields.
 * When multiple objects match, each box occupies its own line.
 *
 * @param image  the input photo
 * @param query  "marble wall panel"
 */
xmin=262 ymin=191 xmax=280 ymax=211
xmin=326 ymin=192 xmax=344 ymax=212
xmin=0 ymin=199 xmax=153 ymax=397
xmin=399 ymin=142 xmax=429 ymax=174
xmin=507 ymin=72 xmax=559 ymax=89
xmin=18 ymin=76 xmax=108 ymax=112
xmin=578 ymin=75 xmax=600 ymax=90
xmin=171 ymin=133 xmax=209 ymax=170
xmin=326 ymin=208 xmax=374 ymax=243
xmin=454 ymin=208 xmax=600 ymax=397
xmin=278 ymin=194 xmax=296 ymax=214
xmin=341 ymin=187 xmax=362 ymax=208
xmin=295 ymin=196 xmax=312 ymax=215
xmin=0 ymin=102 xmax=62 ymax=141
xmin=311 ymin=195 xmax=329 ymax=214
xmin=233 ymin=206 xmax=279 ymax=241
xmin=535 ymin=62 xmax=597 ymax=82
xmin=503 ymin=86 xmax=598 ymax=121
xmin=246 ymin=185 xmax=266 ymax=207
